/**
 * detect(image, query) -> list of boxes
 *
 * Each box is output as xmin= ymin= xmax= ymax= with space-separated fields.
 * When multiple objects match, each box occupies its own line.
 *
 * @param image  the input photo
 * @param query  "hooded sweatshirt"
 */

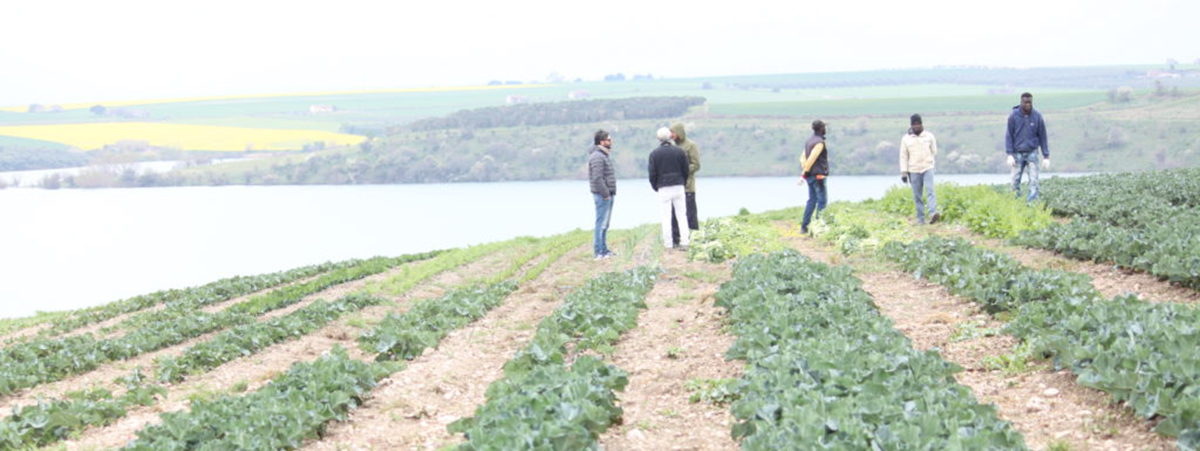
xmin=899 ymin=129 xmax=937 ymax=174
xmin=1006 ymin=106 xmax=1049 ymax=157
xmin=670 ymin=123 xmax=700 ymax=193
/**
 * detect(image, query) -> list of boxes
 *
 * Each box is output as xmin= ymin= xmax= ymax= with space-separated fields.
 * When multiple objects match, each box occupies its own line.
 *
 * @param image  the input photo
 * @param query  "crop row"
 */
xmin=40 ymin=260 xmax=356 ymax=339
xmin=366 ymin=239 xmax=520 ymax=296
xmin=1014 ymin=213 xmax=1200 ymax=288
xmin=359 ymin=231 xmax=592 ymax=363
xmin=112 ymin=240 xmax=580 ymax=450
xmin=449 ymin=267 xmax=658 ymax=450
xmin=155 ymin=293 xmax=385 ymax=382
xmin=1014 ymin=169 xmax=1200 ymax=288
xmin=8 ymin=245 xmax=533 ymax=450
xmin=484 ymin=231 xmax=589 ymax=285
xmin=361 ymin=282 xmax=518 ymax=361
xmin=122 ymin=346 xmax=384 ymax=451
xmin=0 ymin=371 xmax=163 ymax=450
xmin=0 ymin=253 xmax=435 ymax=396
xmin=885 ymin=236 xmax=1200 ymax=447
xmin=1038 ymin=168 xmax=1200 ymax=225
xmin=0 ymin=295 xmax=381 ymax=450
xmin=715 ymin=251 xmax=1026 ymax=450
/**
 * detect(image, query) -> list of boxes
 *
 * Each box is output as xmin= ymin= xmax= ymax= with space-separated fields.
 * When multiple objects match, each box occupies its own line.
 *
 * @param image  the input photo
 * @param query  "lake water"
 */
xmin=0 ymin=174 xmax=1014 ymax=319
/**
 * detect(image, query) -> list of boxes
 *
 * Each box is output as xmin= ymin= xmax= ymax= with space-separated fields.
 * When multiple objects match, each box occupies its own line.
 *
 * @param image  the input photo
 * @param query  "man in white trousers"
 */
xmin=647 ymin=127 xmax=690 ymax=250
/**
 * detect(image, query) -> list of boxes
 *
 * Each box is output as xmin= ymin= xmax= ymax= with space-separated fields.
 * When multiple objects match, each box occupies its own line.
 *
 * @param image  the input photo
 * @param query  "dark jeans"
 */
xmin=671 ymin=192 xmax=699 ymax=245
xmin=802 ymin=177 xmax=827 ymax=229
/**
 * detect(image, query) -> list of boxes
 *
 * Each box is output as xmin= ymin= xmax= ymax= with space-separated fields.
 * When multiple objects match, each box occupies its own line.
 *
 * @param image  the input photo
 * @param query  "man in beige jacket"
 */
xmin=899 ymin=114 xmax=940 ymax=224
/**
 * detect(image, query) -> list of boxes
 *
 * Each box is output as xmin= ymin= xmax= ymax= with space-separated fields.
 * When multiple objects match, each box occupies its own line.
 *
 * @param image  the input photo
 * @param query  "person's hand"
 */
xmin=802 ymin=171 xmax=811 ymax=179
xmin=901 ymin=172 xmax=909 ymax=184
xmin=1007 ymin=155 xmax=1016 ymax=168
xmin=1042 ymin=159 xmax=1050 ymax=170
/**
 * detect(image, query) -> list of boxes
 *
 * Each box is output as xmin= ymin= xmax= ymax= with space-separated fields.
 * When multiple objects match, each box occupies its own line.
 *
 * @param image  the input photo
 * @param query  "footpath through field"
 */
xmin=777 ymin=223 xmax=1174 ymax=451
xmin=595 ymin=249 xmax=740 ymax=451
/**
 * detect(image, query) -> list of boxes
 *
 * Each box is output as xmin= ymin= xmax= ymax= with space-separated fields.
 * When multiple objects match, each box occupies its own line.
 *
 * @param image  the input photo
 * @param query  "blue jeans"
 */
xmin=802 ymin=177 xmax=826 ymax=229
xmin=593 ymin=194 xmax=613 ymax=256
xmin=910 ymin=170 xmax=937 ymax=223
xmin=1011 ymin=152 xmax=1041 ymax=203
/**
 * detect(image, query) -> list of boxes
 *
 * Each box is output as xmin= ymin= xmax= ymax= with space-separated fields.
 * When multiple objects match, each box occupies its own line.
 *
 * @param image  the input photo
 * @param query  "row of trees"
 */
xmin=402 ymin=97 xmax=705 ymax=132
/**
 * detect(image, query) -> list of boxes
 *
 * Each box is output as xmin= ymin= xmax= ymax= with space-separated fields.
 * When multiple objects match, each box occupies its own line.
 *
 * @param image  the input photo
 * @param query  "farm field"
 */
xmin=3 ymin=64 xmax=1195 ymax=159
xmin=1 ymin=168 xmax=1197 ymax=450
xmin=0 ymin=123 xmax=364 ymax=152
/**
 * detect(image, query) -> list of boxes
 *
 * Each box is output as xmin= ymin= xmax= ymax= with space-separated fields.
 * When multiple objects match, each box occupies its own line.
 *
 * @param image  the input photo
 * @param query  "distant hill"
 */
xmin=3 ymin=64 xmax=1199 ymax=186
xmin=145 ymin=91 xmax=1200 ymax=188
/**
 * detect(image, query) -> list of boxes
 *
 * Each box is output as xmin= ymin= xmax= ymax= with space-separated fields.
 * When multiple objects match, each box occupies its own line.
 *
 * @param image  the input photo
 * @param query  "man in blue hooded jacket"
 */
xmin=1006 ymin=92 xmax=1049 ymax=203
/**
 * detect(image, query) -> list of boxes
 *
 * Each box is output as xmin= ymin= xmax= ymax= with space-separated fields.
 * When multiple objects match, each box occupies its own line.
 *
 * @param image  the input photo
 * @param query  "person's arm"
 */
xmin=1005 ymin=115 xmax=1016 ymax=155
xmin=930 ymin=134 xmax=938 ymax=158
xmin=1038 ymin=115 xmax=1049 ymax=157
xmin=589 ymin=157 xmax=610 ymax=198
xmin=688 ymin=146 xmax=700 ymax=176
xmin=648 ymin=153 xmax=659 ymax=191
xmin=802 ymin=143 xmax=825 ymax=173
xmin=678 ymin=152 xmax=690 ymax=182
xmin=899 ymin=137 xmax=910 ymax=174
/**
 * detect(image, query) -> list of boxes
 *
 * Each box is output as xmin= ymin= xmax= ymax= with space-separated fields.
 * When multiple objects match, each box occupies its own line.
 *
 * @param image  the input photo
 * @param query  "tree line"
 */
xmin=400 ymin=97 xmax=705 ymax=132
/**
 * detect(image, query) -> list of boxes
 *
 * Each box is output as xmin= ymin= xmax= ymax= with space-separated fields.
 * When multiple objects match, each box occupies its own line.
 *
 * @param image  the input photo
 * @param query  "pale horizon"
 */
xmin=3 ymin=0 xmax=1197 ymax=106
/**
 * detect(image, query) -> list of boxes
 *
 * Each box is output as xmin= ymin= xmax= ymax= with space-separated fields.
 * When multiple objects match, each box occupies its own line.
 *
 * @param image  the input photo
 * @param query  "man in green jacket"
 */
xmin=669 ymin=122 xmax=700 ymax=247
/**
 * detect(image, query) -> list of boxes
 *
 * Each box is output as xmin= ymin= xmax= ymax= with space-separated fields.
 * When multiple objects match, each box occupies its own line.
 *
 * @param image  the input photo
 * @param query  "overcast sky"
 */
xmin=2 ymin=0 xmax=1196 ymax=105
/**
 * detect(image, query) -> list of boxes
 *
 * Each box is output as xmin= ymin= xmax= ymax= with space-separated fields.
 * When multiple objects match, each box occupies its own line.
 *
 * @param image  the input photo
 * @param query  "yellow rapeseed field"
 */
xmin=0 ymin=122 xmax=364 ymax=151
xmin=0 ymin=84 xmax=552 ymax=113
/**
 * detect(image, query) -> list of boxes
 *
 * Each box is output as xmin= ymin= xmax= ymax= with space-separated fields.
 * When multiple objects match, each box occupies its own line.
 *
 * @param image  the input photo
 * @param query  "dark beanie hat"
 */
xmin=910 ymin=114 xmax=922 ymax=125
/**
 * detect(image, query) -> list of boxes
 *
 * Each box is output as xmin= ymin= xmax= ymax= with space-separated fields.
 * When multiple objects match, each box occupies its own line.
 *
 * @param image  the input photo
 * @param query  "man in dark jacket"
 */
xmin=800 ymin=120 xmax=829 ymax=234
xmin=588 ymin=130 xmax=617 ymax=259
xmin=669 ymin=122 xmax=700 ymax=247
xmin=1006 ymin=92 xmax=1049 ymax=203
xmin=648 ymin=127 xmax=690 ymax=250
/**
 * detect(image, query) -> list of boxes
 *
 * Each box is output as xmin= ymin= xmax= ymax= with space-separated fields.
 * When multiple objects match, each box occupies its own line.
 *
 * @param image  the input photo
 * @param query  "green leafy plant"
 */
xmin=685 ymin=378 xmax=739 ymax=405
xmin=449 ymin=267 xmax=658 ymax=451
xmin=0 ymin=253 xmax=434 ymax=396
xmin=811 ymin=202 xmax=915 ymax=255
xmin=888 ymin=235 xmax=1200 ymax=445
xmin=156 ymin=293 xmax=385 ymax=382
xmin=1015 ymin=168 xmax=1200 ymax=288
xmin=360 ymin=282 xmax=518 ymax=361
xmin=124 ymin=346 xmax=380 ymax=451
xmin=715 ymin=251 xmax=1028 ymax=450
xmin=876 ymin=183 xmax=1055 ymax=239
xmin=687 ymin=217 xmax=783 ymax=263
xmin=981 ymin=342 xmax=1043 ymax=376
xmin=950 ymin=320 xmax=1001 ymax=342
xmin=0 ymin=368 xmax=164 ymax=450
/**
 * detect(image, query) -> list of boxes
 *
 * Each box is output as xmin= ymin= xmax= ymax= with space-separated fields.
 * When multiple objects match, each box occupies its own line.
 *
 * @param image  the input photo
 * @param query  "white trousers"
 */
xmin=657 ymin=185 xmax=689 ymax=247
